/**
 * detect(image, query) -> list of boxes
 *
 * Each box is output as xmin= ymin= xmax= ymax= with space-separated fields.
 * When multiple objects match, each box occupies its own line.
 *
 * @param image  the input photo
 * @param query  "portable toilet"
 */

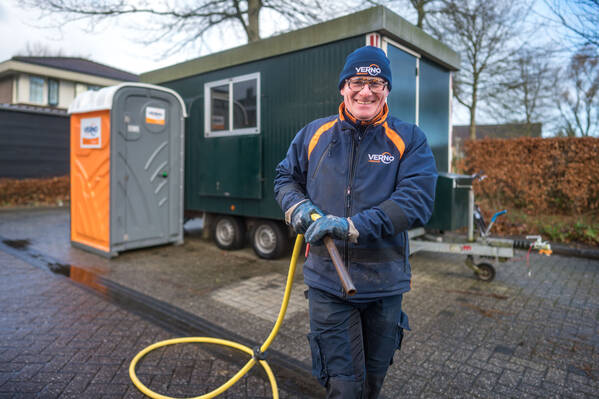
xmin=68 ymin=83 xmax=187 ymax=257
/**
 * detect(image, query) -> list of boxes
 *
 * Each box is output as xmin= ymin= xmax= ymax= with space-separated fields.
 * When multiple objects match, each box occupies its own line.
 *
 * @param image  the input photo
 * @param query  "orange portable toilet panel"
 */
xmin=70 ymin=110 xmax=111 ymax=252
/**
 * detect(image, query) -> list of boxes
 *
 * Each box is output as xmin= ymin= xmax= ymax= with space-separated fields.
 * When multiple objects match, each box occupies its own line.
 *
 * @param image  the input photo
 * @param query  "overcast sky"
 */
xmin=0 ymin=0 xmax=572 ymax=128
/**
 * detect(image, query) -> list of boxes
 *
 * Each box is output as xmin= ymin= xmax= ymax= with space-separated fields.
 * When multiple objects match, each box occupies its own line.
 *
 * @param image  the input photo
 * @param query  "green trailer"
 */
xmin=141 ymin=6 xmax=460 ymax=258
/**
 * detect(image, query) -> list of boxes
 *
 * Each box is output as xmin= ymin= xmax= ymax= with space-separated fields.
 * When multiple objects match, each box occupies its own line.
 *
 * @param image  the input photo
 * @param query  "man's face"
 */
xmin=340 ymin=77 xmax=389 ymax=121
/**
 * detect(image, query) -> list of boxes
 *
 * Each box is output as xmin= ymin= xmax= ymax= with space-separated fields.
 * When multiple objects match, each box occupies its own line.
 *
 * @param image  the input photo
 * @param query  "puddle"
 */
xmin=2 ymin=239 xmax=31 ymax=249
xmin=70 ymin=265 xmax=108 ymax=294
xmin=47 ymin=261 xmax=70 ymax=277
xmin=1 ymin=237 xmax=107 ymax=295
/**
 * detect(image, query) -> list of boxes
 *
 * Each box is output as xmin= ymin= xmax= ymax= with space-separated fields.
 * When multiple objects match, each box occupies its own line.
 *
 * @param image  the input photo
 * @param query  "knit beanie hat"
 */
xmin=338 ymin=46 xmax=392 ymax=91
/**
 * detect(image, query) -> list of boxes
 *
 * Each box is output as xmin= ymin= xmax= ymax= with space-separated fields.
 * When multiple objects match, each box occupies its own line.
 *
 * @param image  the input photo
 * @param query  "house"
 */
xmin=0 ymin=57 xmax=138 ymax=178
xmin=0 ymin=56 xmax=138 ymax=110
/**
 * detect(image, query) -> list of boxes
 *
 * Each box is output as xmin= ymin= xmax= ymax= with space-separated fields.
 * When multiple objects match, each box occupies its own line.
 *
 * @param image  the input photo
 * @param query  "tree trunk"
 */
xmin=248 ymin=0 xmax=262 ymax=42
xmin=469 ymin=90 xmax=477 ymax=140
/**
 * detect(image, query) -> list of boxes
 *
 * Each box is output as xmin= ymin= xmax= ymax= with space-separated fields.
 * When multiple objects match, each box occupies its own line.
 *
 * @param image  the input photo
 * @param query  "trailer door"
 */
xmin=385 ymin=41 xmax=419 ymax=124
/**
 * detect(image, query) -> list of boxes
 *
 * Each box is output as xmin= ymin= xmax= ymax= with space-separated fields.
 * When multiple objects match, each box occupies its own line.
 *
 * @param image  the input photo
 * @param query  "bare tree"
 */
xmin=428 ymin=0 xmax=532 ymax=139
xmin=488 ymin=47 xmax=560 ymax=135
xmin=408 ymin=0 xmax=439 ymax=29
xmin=19 ymin=0 xmax=328 ymax=56
xmin=20 ymin=42 xmax=66 ymax=57
xmin=366 ymin=0 xmax=442 ymax=29
xmin=544 ymin=0 xmax=599 ymax=48
xmin=556 ymin=45 xmax=599 ymax=136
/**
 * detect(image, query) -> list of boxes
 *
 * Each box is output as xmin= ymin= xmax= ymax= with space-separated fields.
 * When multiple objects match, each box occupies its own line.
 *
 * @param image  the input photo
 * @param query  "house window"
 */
xmin=204 ymin=72 xmax=260 ymax=137
xmin=48 ymin=79 xmax=59 ymax=106
xmin=29 ymin=76 xmax=44 ymax=104
xmin=88 ymin=85 xmax=101 ymax=91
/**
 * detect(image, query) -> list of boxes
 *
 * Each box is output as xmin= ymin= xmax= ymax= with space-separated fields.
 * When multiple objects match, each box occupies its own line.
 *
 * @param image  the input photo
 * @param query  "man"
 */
xmin=274 ymin=46 xmax=437 ymax=398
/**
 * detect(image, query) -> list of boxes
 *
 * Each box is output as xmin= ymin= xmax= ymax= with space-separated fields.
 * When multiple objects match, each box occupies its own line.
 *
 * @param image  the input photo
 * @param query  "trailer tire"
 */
xmin=251 ymin=220 xmax=288 ymax=259
xmin=213 ymin=215 xmax=246 ymax=250
xmin=475 ymin=262 xmax=495 ymax=282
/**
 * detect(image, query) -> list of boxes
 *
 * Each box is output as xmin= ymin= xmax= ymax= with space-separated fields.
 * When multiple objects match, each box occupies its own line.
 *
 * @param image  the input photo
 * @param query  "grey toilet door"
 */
xmin=113 ymin=87 xmax=173 ymax=244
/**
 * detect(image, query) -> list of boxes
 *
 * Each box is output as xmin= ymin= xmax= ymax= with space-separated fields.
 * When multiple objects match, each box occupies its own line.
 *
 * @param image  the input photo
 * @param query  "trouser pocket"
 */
xmin=307 ymin=332 xmax=328 ymax=387
xmin=390 ymin=311 xmax=410 ymax=365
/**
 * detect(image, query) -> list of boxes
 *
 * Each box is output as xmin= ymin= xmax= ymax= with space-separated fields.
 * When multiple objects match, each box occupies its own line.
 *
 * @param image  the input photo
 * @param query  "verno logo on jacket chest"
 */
xmin=368 ymin=152 xmax=395 ymax=164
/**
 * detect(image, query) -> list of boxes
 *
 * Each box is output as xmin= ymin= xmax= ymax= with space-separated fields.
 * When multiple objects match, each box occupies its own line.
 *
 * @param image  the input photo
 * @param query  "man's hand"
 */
xmin=290 ymin=200 xmax=324 ymax=234
xmin=304 ymin=215 xmax=349 ymax=245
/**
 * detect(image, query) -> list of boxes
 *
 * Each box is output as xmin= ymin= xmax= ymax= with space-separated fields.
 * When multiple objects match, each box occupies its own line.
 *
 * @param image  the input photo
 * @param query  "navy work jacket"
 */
xmin=275 ymin=104 xmax=437 ymax=300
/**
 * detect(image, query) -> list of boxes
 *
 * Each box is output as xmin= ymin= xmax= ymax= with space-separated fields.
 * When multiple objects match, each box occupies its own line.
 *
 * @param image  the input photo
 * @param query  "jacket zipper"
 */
xmin=344 ymin=128 xmax=362 ymax=293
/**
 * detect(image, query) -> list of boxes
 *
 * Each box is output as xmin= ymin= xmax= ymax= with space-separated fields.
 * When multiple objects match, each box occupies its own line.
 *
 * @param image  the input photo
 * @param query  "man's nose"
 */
xmin=358 ymin=84 xmax=374 ymax=94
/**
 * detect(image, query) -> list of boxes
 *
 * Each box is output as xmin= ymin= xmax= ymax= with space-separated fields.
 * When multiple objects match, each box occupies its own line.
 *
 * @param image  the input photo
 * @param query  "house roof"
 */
xmin=10 ymin=56 xmax=138 ymax=81
xmin=141 ymin=6 xmax=460 ymax=84
xmin=453 ymin=123 xmax=543 ymax=141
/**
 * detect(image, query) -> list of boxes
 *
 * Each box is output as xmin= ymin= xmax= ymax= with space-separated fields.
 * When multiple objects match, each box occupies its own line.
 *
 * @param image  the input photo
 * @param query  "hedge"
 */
xmin=0 ymin=176 xmax=70 ymax=207
xmin=460 ymin=137 xmax=599 ymax=215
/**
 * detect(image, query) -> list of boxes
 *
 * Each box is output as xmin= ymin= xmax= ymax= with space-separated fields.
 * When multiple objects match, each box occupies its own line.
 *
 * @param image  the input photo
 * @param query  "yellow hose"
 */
xmin=129 ymin=234 xmax=305 ymax=399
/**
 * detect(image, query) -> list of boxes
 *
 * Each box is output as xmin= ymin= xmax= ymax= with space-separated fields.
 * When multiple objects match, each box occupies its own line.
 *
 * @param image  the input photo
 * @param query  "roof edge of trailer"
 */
xmin=140 ymin=6 xmax=460 ymax=84
xmin=67 ymin=83 xmax=188 ymax=117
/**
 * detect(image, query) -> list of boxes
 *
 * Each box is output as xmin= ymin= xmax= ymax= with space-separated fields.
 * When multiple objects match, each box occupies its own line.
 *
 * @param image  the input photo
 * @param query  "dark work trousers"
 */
xmin=307 ymin=287 xmax=410 ymax=399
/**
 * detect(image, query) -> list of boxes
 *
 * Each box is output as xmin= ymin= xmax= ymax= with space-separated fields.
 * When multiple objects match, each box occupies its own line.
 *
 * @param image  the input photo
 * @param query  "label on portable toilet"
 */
xmin=80 ymin=117 xmax=102 ymax=148
xmin=145 ymin=107 xmax=165 ymax=125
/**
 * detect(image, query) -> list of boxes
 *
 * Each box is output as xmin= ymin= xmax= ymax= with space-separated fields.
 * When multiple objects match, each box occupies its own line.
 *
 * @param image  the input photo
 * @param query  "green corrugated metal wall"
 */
xmin=162 ymin=36 xmax=365 ymax=220
xmin=419 ymin=57 xmax=450 ymax=172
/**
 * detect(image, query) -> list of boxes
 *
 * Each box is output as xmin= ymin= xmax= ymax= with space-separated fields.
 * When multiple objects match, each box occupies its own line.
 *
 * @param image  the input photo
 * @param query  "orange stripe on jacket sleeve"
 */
xmin=308 ymin=119 xmax=337 ymax=160
xmin=383 ymin=122 xmax=405 ymax=159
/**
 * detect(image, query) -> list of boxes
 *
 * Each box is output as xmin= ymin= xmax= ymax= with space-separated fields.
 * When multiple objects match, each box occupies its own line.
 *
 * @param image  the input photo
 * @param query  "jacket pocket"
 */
xmin=311 ymin=140 xmax=334 ymax=179
xmin=307 ymin=332 xmax=328 ymax=387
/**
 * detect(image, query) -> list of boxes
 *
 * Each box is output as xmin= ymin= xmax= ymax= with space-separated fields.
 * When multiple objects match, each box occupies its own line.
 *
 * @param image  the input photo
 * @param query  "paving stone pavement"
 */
xmin=0 ymin=250 xmax=312 ymax=399
xmin=383 ymin=250 xmax=599 ymax=398
xmin=1 ymin=208 xmax=599 ymax=398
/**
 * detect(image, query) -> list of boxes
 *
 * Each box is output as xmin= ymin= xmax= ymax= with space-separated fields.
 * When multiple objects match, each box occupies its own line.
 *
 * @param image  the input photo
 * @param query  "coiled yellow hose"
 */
xmin=129 ymin=234 xmax=305 ymax=399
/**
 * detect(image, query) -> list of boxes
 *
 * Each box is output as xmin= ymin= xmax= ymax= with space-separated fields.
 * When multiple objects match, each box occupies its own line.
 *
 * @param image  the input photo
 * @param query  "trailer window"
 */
xmin=210 ymin=84 xmax=229 ymax=131
xmin=204 ymin=73 xmax=260 ymax=137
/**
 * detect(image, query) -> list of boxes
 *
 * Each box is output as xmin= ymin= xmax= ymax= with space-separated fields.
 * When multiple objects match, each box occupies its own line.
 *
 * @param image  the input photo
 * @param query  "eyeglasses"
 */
xmin=346 ymin=78 xmax=388 ymax=93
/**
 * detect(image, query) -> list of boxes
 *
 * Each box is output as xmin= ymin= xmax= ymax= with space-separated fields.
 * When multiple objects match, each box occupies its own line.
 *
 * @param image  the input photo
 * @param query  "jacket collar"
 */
xmin=338 ymin=102 xmax=388 ymax=127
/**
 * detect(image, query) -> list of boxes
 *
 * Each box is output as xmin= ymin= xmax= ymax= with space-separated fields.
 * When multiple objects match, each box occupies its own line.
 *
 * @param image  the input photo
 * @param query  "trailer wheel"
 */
xmin=251 ymin=220 xmax=288 ymax=259
xmin=475 ymin=262 xmax=495 ymax=282
xmin=213 ymin=216 xmax=246 ymax=250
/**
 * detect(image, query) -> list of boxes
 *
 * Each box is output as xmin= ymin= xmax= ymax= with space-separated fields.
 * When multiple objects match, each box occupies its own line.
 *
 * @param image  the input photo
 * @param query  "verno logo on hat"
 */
xmin=355 ymin=64 xmax=382 ymax=76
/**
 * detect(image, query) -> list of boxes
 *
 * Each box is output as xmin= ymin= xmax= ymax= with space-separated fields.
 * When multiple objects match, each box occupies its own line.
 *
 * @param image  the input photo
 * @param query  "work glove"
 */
xmin=304 ymin=215 xmax=349 ymax=245
xmin=290 ymin=200 xmax=324 ymax=234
